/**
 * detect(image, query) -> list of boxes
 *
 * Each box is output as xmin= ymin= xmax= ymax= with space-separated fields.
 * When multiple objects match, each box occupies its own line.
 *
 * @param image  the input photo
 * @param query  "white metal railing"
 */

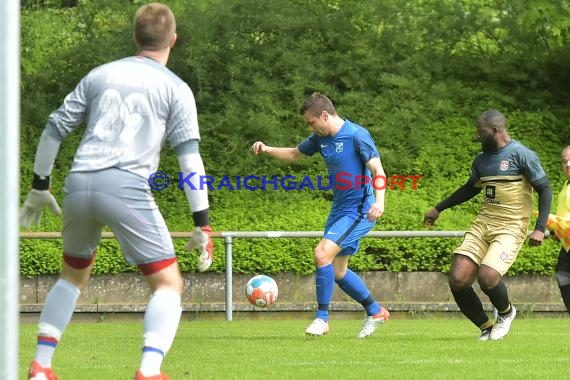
xmin=20 ymin=230 xmax=468 ymax=320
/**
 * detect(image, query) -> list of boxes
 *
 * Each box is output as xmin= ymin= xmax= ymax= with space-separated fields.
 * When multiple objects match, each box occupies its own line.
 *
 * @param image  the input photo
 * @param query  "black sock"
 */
xmin=451 ymin=286 xmax=492 ymax=328
xmin=481 ymin=281 xmax=511 ymax=315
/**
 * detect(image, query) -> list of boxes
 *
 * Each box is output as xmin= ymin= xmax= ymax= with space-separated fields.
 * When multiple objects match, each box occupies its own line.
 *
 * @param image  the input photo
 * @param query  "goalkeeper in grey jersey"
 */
xmin=20 ymin=3 xmax=211 ymax=380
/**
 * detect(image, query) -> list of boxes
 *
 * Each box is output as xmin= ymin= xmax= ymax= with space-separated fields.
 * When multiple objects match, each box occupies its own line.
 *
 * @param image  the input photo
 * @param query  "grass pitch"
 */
xmin=19 ymin=317 xmax=570 ymax=379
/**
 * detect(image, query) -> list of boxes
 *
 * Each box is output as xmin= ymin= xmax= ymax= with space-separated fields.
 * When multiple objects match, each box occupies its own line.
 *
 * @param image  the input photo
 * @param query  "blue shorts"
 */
xmin=62 ymin=168 xmax=175 ymax=266
xmin=323 ymin=211 xmax=376 ymax=256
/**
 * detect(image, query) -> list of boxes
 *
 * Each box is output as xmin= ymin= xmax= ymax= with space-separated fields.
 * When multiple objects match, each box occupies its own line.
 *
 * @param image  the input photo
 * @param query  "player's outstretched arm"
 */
xmin=251 ymin=141 xmax=305 ymax=161
xmin=423 ymin=182 xmax=482 ymax=226
xmin=20 ymin=130 xmax=63 ymax=229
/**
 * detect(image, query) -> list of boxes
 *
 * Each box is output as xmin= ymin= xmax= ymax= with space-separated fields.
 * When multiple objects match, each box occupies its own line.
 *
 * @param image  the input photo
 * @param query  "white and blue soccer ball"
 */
xmin=245 ymin=275 xmax=278 ymax=307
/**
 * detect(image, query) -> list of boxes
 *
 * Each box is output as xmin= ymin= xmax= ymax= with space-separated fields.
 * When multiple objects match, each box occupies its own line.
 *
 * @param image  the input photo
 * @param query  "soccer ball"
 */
xmin=245 ymin=275 xmax=278 ymax=307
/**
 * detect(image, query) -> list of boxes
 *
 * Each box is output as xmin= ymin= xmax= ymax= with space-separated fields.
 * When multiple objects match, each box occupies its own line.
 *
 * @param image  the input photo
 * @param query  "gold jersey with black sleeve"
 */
xmin=469 ymin=140 xmax=548 ymax=231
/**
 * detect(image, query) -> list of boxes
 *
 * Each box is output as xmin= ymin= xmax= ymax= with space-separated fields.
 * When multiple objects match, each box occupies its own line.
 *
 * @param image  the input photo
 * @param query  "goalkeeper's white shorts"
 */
xmin=62 ymin=168 xmax=176 ymax=267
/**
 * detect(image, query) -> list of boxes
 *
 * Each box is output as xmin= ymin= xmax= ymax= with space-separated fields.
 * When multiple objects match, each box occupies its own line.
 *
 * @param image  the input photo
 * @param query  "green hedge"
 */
xmin=19 ymin=187 xmax=562 ymax=277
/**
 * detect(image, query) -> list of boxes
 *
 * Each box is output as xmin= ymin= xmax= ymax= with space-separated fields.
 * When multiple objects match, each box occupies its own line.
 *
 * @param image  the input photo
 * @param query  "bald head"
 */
xmin=475 ymin=109 xmax=511 ymax=152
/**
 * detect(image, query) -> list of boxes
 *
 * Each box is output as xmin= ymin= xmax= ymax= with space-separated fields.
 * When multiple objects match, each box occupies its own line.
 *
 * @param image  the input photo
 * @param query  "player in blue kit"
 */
xmin=20 ymin=3 xmax=214 ymax=379
xmin=251 ymin=92 xmax=389 ymax=338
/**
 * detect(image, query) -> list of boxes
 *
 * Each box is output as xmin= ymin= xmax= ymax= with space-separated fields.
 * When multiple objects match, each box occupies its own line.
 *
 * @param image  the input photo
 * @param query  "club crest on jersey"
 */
xmin=500 ymin=251 xmax=509 ymax=262
xmin=499 ymin=160 xmax=509 ymax=171
xmin=335 ymin=142 xmax=344 ymax=153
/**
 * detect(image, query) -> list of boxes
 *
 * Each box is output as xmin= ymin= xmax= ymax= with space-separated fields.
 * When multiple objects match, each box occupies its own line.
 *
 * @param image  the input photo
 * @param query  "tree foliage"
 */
xmin=19 ymin=0 xmax=570 ymax=276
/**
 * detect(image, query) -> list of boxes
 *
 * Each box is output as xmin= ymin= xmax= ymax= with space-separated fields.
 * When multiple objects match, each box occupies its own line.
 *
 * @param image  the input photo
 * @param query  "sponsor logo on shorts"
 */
xmin=500 ymin=251 xmax=509 ymax=262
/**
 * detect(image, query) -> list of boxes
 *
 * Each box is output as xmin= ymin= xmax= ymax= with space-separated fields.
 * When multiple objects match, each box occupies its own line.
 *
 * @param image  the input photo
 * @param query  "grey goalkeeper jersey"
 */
xmin=46 ymin=55 xmax=200 ymax=179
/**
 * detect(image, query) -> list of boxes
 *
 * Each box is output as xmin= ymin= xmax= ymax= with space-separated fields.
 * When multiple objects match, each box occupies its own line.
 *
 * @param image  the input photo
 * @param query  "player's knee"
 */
xmin=448 ymin=272 xmax=471 ymax=291
xmin=163 ymin=278 xmax=184 ymax=296
xmin=477 ymin=277 xmax=497 ymax=290
xmin=143 ymin=260 xmax=184 ymax=295
xmin=448 ymin=278 xmax=466 ymax=291
xmin=61 ymin=253 xmax=94 ymax=289
xmin=150 ymin=276 xmax=183 ymax=296
xmin=313 ymin=247 xmax=325 ymax=265
xmin=477 ymin=267 xmax=500 ymax=289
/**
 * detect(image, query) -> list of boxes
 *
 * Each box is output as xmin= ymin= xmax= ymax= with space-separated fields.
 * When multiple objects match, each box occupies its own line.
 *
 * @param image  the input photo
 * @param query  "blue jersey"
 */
xmin=298 ymin=120 xmax=380 ymax=212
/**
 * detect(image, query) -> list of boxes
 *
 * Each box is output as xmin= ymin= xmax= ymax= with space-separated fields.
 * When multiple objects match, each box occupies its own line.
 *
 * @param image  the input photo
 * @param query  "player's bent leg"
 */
xmin=449 ymin=255 xmax=493 ymax=337
xmin=479 ymin=263 xmax=517 ymax=340
xmin=334 ymin=264 xmax=389 ymax=338
xmin=29 ymin=257 xmax=92 ymax=379
xmin=480 ymin=276 xmax=516 ymax=340
xmin=136 ymin=260 xmax=183 ymax=378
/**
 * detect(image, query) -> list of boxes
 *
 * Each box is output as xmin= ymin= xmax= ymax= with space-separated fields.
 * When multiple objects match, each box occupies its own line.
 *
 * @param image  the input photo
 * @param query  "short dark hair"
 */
xmin=299 ymin=92 xmax=337 ymax=117
xmin=478 ymin=109 xmax=506 ymax=130
xmin=134 ymin=3 xmax=176 ymax=51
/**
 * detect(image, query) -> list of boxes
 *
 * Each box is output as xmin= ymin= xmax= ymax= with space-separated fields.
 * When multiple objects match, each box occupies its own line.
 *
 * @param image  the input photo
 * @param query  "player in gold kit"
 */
xmin=424 ymin=109 xmax=552 ymax=340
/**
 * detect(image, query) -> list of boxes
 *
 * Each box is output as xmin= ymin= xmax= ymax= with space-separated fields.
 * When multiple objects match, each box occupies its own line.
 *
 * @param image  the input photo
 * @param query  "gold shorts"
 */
xmin=454 ymin=220 xmax=527 ymax=276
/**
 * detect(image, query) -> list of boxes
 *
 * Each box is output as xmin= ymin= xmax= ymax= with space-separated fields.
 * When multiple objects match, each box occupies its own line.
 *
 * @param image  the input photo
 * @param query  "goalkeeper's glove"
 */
xmin=185 ymin=225 xmax=214 ymax=272
xmin=20 ymin=188 xmax=61 ymax=229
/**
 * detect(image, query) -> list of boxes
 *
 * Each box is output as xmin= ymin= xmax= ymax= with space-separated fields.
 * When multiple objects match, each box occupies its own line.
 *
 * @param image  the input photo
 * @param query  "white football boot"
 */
xmin=305 ymin=318 xmax=329 ymax=336
xmin=490 ymin=305 xmax=517 ymax=340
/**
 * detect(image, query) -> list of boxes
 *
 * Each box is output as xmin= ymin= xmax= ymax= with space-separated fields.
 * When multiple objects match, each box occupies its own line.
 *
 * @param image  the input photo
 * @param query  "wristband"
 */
xmin=32 ymin=173 xmax=50 ymax=191
xmin=192 ymin=209 xmax=210 ymax=227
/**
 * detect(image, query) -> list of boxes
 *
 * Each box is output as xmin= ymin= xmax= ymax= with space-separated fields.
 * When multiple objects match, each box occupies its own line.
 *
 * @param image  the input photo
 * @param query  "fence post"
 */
xmin=224 ymin=235 xmax=233 ymax=321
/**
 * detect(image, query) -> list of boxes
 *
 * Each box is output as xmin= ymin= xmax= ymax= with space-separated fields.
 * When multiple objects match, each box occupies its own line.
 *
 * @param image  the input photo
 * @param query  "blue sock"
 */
xmin=315 ymin=264 xmax=334 ymax=322
xmin=336 ymin=269 xmax=381 ymax=316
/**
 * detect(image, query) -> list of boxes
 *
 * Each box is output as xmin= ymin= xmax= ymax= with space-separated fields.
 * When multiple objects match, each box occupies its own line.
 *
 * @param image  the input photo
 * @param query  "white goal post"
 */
xmin=0 ymin=0 xmax=21 ymax=379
